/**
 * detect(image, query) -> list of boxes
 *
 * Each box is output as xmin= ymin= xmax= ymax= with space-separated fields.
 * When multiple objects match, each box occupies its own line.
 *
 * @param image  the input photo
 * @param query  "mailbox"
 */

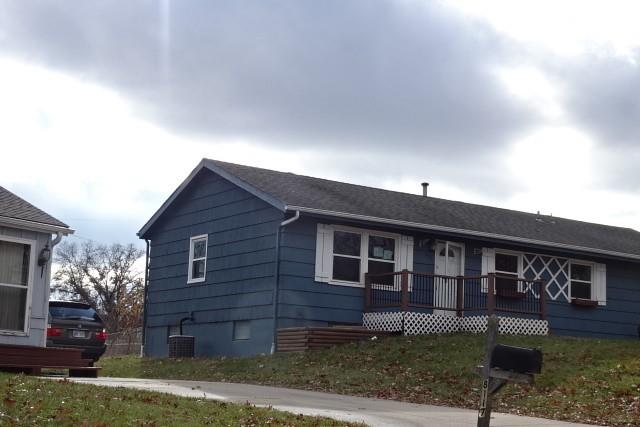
xmin=490 ymin=344 xmax=542 ymax=374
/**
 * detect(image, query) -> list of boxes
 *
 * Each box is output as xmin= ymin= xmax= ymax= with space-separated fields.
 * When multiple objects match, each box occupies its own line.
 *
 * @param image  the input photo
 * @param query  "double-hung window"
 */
xmin=331 ymin=230 xmax=396 ymax=285
xmin=367 ymin=235 xmax=396 ymax=287
xmin=0 ymin=238 xmax=34 ymax=333
xmin=332 ymin=231 xmax=362 ymax=282
xmin=570 ymin=262 xmax=592 ymax=299
xmin=494 ymin=252 xmax=521 ymax=294
xmin=315 ymin=224 xmax=413 ymax=287
xmin=188 ymin=235 xmax=208 ymax=284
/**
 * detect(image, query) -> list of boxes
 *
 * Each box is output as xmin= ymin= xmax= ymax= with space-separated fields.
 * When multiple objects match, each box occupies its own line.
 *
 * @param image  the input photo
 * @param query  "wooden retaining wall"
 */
xmin=0 ymin=344 xmax=99 ymax=377
xmin=276 ymin=326 xmax=388 ymax=352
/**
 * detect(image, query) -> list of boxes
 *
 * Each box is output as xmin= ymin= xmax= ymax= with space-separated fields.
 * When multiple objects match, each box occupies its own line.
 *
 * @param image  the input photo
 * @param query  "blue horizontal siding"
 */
xmin=144 ymin=170 xmax=282 ymax=357
xmin=147 ymin=305 xmax=274 ymax=328
xmin=147 ymin=291 xmax=273 ymax=317
xmin=150 ymin=277 xmax=274 ymax=302
xmin=146 ymin=317 xmax=273 ymax=357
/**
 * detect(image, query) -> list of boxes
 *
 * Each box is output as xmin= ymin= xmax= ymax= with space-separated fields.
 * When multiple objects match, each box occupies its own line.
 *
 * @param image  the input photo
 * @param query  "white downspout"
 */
xmin=271 ymin=210 xmax=301 ymax=354
xmin=42 ymin=232 xmax=63 ymax=346
xmin=51 ymin=232 xmax=63 ymax=248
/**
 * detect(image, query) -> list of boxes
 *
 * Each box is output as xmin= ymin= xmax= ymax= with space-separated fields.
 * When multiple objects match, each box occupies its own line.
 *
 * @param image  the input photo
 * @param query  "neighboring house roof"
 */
xmin=0 ymin=186 xmax=72 ymax=234
xmin=139 ymin=159 xmax=640 ymax=261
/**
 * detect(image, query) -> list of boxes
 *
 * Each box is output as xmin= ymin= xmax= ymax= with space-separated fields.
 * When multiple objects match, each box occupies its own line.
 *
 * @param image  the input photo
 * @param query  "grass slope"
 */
xmin=0 ymin=372 xmax=357 ymax=426
xmin=101 ymin=334 xmax=640 ymax=426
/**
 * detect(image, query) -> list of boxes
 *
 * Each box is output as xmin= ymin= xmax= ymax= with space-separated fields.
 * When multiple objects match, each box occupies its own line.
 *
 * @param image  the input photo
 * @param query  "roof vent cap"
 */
xmin=421 ymin=182 xmax=429 ymax=197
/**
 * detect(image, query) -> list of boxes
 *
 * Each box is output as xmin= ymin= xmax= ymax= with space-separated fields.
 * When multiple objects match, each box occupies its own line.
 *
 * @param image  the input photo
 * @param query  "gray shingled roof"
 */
xmin=207 ymin=159 xmax=640 ymax=259
xmin=0 ymin=186 xmax=68 ymax=228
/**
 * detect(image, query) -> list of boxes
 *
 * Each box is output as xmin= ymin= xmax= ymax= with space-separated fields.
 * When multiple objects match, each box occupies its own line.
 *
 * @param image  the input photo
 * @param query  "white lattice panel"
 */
xmin=403 ymin=312 xmax=460 ymax=336
xmin=364 ymin=312 xmax=549 ymax=336
xmin=460 ymin=315 xmax=548 ymax=336
xmin=363 ymin=312 xmax=403 ymax=332
xmin=523 ymin=253 xmax=570 ymax=302
xmin=460 ymin=316 xmax=488 ymax=334
xmin=498 ymin=316 xmax=549 ymax=335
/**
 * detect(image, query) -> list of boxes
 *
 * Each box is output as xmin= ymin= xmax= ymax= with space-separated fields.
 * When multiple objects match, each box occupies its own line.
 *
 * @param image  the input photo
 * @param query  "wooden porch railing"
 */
xmin=364 ymin=270 xmax=545 ymax=320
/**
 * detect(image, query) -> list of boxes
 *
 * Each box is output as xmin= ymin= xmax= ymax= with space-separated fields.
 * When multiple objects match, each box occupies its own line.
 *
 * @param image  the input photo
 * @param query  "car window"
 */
xmin=49 ymin=305 xmax=102 ymax=322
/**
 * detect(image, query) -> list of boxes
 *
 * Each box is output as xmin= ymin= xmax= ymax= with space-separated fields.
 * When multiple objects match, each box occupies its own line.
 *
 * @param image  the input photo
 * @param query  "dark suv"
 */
xmin=47 ymin=301 xmax=107 ymax=362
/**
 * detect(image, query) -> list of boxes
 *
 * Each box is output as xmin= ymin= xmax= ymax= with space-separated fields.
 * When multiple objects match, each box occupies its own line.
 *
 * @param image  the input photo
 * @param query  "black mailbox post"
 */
xmin=477 ymin=316 xmax=544 ymax=427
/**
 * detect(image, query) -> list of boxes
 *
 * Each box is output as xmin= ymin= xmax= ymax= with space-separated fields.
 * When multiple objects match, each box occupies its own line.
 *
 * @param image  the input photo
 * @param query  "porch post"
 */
xmin=401 ymin=269 xmax=409 ymax=311
xmin=364 ymin=273 xmax=371 ymax=312
xmin=487 ymin=273 xmax=495 ymax=316
xmin=539 ymin=279 xmax=546 ymax=320
xmin=456 ymin=275 xmax=464 ymax=317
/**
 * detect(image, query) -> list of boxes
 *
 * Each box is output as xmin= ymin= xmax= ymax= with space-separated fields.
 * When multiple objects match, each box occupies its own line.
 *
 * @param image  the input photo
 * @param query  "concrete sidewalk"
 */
xmin=65 ymin=377 xmax=595 ymax=427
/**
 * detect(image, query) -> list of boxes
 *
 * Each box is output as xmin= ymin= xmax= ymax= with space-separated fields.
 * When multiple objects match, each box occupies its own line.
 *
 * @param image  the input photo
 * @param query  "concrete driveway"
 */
xmin=65 ymin=377 xmax=596 ymax=427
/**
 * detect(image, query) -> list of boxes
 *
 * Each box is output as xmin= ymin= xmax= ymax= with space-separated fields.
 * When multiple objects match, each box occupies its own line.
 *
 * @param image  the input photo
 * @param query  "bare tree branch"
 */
xmin=52 ymin=240 xmax=145 ymax=332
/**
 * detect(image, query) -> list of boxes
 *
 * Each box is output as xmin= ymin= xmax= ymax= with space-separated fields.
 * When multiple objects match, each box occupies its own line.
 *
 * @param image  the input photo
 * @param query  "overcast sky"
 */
xmin=1 ymin=0 xmax=639 ymax=245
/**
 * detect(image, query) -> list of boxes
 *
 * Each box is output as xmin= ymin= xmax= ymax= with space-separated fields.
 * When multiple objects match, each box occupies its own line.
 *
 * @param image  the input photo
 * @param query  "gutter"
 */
xmin=0 ymin=216 xmax=74 ymax=235
xmin=286 ymin=205 xmax=640 ymax=262
xmin=271 ymin=210 xmax=301 ymax=354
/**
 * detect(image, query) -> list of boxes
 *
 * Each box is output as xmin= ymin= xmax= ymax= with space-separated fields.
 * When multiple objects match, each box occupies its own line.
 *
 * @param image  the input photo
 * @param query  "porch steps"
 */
xmin=277 ymin=326 xmax=389 ymax=352
xmin=0 ymin=344 xmax=100 ymax=377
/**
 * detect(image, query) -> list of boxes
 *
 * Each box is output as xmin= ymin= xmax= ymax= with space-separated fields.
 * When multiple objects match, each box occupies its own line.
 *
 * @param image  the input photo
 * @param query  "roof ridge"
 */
xmin=207 ymin=159 xmax=637 ymax=234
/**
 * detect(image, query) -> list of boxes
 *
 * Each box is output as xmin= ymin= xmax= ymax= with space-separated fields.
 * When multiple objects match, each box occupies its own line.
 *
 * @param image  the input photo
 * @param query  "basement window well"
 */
xmin=233 ymin=320 xmax=251 ymax=341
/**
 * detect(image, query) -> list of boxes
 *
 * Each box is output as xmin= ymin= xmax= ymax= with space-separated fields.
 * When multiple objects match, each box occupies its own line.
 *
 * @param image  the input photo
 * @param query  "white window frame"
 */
xmin=568 ymin=261 xmax=594 ymax=300
xmin=0 ymin=235 xmax=36 ymax=336
xmin=493 ymin=249 xmax=525 ymax=292
xmin=328 ymin=225 xmax=402 ymax=288
xmin=494 ymin=250 xmax=524 ymax=277
xmin=187 ymin=234 xmax=208 ymax=284
xmin=481 ymin=249 xmax=526 ymax=293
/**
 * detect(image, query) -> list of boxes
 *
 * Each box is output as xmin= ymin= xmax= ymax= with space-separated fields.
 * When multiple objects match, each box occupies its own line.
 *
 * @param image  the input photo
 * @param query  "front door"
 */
xmin=434 ymin=241 xmax=464 ymax=316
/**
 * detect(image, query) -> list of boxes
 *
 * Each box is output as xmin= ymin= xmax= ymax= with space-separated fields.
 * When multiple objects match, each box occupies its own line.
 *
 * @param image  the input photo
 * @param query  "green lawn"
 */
xmin=101 ymin=334 xmax=640 ymax=426
xmin=0 ymin=372 xmax=358 ymax=426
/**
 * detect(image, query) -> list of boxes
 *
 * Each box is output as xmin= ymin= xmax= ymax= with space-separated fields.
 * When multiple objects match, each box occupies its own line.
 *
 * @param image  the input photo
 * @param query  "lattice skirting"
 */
xmin=363 ymin=312 xmax=548 ymax=336
xmin=363 ymin=311 xmax=404 ymax=332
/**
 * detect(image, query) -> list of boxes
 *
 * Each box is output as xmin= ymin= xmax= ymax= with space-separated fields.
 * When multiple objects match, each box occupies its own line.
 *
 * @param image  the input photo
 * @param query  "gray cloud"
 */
xmin=0 ymin=0 xmax=537 ymax=160
xmin=553 ymin=52 xmax=640 ymax=144
xmin=541 ymin=51 xmax=640 ymax=190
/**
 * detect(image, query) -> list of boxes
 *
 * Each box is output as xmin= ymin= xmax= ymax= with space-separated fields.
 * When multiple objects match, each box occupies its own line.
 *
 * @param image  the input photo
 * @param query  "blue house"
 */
xmin=138 ymin=159 xmax=640 ymax=357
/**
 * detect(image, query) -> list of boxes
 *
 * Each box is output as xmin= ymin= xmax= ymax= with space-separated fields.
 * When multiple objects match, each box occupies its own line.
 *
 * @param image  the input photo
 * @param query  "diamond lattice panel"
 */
xmin=460 ymin=315 xmax=548 ymax=336
xmin=523 ymin=253 xmax=570 ymax=302
xmin=364 ymin=312 xmax=549 ymax=336
xmin=403 ymin=313 xmax=460 ymax=336
xmin=363 ymin=312 xmax=403 ymax=332
xmin=498 ymin=316 xmax=549 ymax=335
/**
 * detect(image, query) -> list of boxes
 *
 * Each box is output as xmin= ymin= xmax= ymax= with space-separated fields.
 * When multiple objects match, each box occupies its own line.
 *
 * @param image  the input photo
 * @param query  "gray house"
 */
xmin=0 ymin=187 xmax=73 ymax=347
xmin=139 ymin=159 xmax=640 ymax=357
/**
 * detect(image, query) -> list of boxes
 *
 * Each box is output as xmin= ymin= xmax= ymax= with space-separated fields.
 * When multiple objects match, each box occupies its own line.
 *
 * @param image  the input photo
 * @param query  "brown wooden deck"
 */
xmin=365 ymin=271 xmax=545 ymax=319
xmin=0 ymin=344 xmax=100 ymax=377
xmin=277 ymin=326 xmax=389 ymax=352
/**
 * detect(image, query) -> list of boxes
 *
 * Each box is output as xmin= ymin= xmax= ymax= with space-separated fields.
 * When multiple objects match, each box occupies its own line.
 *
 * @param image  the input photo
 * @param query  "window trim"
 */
xmin=494 ymin=249 xmax=524 ymax=276
xmin=493 ymin=249 xmax=524 ymax=293
xmin=0 ymin=235 xmax=36 ymax=337
xmin=569 ymin=261 xmax=594 ymax=300
xmin=329 ymin=225 xmax=401 ymax=288
xmin=187 ymin=234 xmax=208 ymax=284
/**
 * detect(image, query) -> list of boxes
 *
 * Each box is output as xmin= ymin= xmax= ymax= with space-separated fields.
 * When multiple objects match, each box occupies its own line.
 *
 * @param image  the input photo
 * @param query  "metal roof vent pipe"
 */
xmin=421 ymin=182 xmax=429 ymax=197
